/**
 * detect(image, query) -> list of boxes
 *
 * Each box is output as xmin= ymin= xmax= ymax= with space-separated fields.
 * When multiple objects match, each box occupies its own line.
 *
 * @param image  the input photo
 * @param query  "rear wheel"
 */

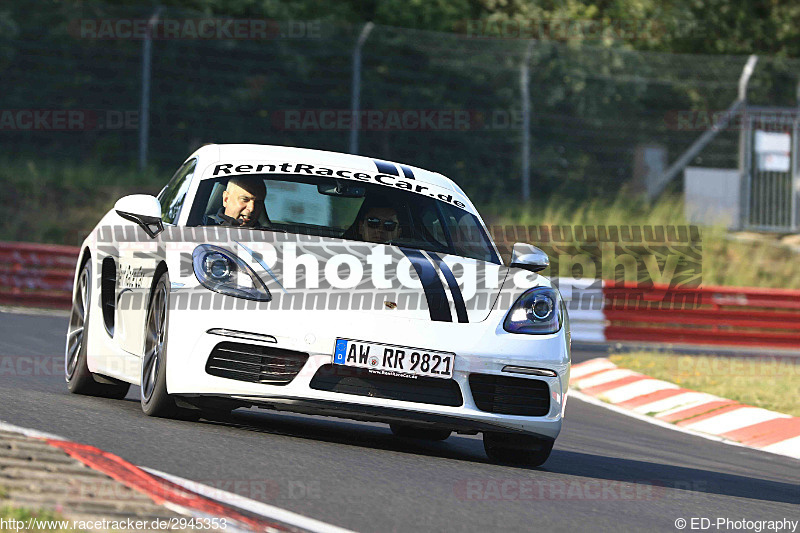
xmin=483 ymin=432 xmax=554 ymax=467
xmin=140 ymin=270 xmax=180 ymax=418
xmin=390 ymin=423 xmax=451 ymax=441
xmin=65 ymin=260 xmax=130 ymax=399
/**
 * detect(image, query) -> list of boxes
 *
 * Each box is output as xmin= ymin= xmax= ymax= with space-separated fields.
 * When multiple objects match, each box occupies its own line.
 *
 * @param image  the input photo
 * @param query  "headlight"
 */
xmin=192 ymin=245 xmax=271 ymax=302
xmin=503 ymin=287 xmax=562 ymax=335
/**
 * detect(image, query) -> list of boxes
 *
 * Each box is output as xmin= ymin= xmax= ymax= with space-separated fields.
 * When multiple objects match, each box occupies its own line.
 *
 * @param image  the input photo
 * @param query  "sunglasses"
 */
xmin=366 ymin=217 xmax=398 ymax=231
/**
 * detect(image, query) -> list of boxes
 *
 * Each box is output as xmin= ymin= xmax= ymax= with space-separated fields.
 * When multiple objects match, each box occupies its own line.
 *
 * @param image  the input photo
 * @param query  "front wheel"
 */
xmin=65 ymin=259 xmax=129 ymax=399
xmin=140 ymin=270 xmax=179 ymax=417
xmin=483 ymin=432 xmax=554 ymax=467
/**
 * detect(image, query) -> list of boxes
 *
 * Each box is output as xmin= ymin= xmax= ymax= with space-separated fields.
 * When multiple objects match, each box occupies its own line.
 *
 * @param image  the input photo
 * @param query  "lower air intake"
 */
xmin=310 ymin=364 xmax=463 ymax=407
xmin=205 ymin=342 xmax=308 ymax=385
xmin=469 ymin=374 xmax=550 ymax=416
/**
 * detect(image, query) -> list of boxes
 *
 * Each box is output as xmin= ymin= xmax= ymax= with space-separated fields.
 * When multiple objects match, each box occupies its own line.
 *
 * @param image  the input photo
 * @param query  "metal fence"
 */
xmin=2 ymin=2 xmax=800 ymax=204
xmin=740 ymin=107 xmax=800 ymax=232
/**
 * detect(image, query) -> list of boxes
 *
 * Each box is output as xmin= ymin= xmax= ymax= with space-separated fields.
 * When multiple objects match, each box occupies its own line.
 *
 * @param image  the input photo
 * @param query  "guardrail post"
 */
xmin=520 ymin=40 xmax=535 ymax=202
xmin=652 ymin=55 xmax=758 ymax=203
xmin=349 ymin=22 xmax=374 ymax=155
xmin=792 ymin=81 xmax=800 ymax=231
xmin=737 ymin=55 xmax=758 ymax=229
xmin=139 ymin=7 xmax=162 ymax=171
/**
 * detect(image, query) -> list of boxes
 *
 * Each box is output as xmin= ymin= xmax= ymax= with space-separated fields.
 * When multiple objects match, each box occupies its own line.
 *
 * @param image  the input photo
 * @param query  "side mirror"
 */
xmin=509 ymin=243 xmax=549 ymax=272
xmin=114 ymin=195 xmax=164 ymax=238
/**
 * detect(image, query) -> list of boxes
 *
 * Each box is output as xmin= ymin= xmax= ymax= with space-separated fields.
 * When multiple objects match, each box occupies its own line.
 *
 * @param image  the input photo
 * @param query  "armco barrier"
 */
xmin=1 ymin=242 xmax=798 ymax=349
xmin=604 ymin=282 xmax=800 ymax=348
xmin=559 ymin=278 xmax=800 ymax=349
xmin=0 ymin=241 xmax=79 ymax=310
xmin=556 ymin=278 xmax=606 ymax=343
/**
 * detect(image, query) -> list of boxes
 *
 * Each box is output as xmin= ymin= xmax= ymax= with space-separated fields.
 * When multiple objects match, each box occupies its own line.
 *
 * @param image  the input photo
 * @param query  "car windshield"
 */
xmin=186 ymin=174 xmax=500 ymax=264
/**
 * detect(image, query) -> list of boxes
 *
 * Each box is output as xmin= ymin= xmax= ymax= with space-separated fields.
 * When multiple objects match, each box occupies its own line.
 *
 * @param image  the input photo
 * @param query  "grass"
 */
xmin=0 ymin=506 xmax=77 ymax=532
xmin=609 ymin=352 xmax=800 ymax=416
xmin=0 ymin=486 xmax=6 ymax=499
xmin=2 ymin=157 xmax=799 ymax=289
xmin=0 ymin=157 xmax=162 ymax=246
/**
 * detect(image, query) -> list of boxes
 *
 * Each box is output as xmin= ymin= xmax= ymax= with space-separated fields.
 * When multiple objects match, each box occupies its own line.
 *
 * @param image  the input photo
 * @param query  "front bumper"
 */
xmin=166 ymin=289 xmax=571 ymax=439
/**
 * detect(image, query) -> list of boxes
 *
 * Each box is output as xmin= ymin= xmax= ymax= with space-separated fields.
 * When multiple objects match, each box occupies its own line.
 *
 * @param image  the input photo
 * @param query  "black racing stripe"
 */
xmin=399 ymin=165 xmax=415 ymax=180
xmin=427 ymin=252 xmax=468 ymax=323
xmin=400 ymin=248 xmax=452 ymax=322
xmin=373 ymin=159 xmax=399 ymax=176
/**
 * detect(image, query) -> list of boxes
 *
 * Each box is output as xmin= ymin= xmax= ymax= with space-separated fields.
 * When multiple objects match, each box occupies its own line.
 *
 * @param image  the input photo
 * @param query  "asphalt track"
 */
xmin=1 ymin=311 xmax=798 ymax=532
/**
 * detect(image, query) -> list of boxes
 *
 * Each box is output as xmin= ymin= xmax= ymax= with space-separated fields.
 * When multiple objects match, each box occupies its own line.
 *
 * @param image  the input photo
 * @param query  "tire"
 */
xmin=140 ymin=270 xmax=180 ymax=418
xmin=390 ymin=423 xmax=451 ymax=441
xmin=483 ymin=432 xmax=554 ymax=467
xmin=65 ymin=259 xmax=130 ymax=399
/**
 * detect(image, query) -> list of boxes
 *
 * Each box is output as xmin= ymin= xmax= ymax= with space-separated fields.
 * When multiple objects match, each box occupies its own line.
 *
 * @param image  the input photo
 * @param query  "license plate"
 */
xmin=332 ymin=339 xmax=455 ymax=379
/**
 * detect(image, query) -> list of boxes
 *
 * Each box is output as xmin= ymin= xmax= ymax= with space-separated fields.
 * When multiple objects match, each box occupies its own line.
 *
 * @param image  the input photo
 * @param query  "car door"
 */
xmin=116 ymin=159 xmax=196 ymax=355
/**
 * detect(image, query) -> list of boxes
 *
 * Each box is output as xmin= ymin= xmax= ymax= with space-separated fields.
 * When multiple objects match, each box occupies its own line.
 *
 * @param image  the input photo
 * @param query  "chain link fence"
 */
xmin=2 ymin=1 xmax=800 ymax=203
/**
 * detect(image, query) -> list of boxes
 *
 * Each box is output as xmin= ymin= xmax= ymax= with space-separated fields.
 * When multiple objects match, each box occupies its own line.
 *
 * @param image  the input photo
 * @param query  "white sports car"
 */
xmin=66 ymin=144 xmax=570 ymax=466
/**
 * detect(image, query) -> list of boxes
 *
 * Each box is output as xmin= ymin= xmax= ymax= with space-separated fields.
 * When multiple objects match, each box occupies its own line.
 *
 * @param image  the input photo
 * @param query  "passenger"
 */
xmin=358 ymin=206 xmax=400 ymax=244
xmin=207 ymin=177 xmax=266 ymax=227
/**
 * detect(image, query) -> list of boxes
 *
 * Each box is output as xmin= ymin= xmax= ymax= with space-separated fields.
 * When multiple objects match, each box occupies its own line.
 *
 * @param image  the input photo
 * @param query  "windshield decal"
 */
xmin=210 ymin=162 xmax=467 ymax=210
xmin=373 ymin=159 xmax=399 ymax=176
xmin=400 ymin=247 xmax=453 ymax=322
xmin=428 ymin=251 xmax=468 ymax=323
xmin=399 ymin=165 xmax=415 ymax=180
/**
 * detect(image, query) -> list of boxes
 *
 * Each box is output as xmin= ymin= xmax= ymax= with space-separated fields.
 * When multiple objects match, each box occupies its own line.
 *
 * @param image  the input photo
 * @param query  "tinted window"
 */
xmin=187 ymin=174 xmax=500 ymax=264
xmin=158 ymin=159 xmax=196 ymax=224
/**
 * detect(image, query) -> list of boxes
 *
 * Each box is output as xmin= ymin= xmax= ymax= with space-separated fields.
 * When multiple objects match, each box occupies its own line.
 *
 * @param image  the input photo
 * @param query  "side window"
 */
xmin=158 ymin=159 xmax=196 ymax=225
xmin=440 ymin=204 xmax=499 ymax=264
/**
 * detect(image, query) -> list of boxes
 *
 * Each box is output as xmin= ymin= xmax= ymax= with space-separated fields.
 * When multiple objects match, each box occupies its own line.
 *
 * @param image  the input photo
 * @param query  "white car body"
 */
xmin=69 ymin=144 xmax=571 ymax=459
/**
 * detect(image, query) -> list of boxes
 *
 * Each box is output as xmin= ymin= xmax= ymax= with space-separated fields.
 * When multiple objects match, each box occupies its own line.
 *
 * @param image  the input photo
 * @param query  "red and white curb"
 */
xmin=570 ymin=358 xmax=800 ymax=460
xmin=0 ymin=421 xmax=353 ymax=533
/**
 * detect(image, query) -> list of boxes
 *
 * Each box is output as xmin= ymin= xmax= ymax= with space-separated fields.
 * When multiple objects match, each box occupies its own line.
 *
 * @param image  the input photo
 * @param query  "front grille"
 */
xmin=205 ymin=342 xmax=308 ymax=385
xmin=310 ymin=364 xmax=463 ymax=407
xmin=469 ymin=374 xmax=550 ymax=416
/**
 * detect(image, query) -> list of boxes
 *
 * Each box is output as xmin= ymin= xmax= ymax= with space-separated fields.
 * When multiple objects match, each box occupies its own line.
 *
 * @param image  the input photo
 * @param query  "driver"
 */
xmin=358 ymin=206 xmax=400 ymax=244
xmin=207 ymin=177 xmax=266 ymax=227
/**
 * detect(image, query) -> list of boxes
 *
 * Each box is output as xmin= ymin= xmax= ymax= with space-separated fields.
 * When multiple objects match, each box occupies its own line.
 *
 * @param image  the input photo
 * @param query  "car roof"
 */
xmin=190 ymin=143 xmax=464 ymax=194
